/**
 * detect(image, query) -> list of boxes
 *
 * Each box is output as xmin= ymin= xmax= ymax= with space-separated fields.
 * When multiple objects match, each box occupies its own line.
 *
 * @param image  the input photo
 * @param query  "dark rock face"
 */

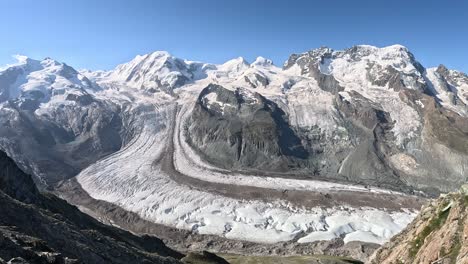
xmin=311 ymin=68 xmax=344 ymax=94
xmin=244 ymin=72 xmax=269 ymax=88
xmin=283 ymin=46 xmax=332 ymax=70
xmin=0 ymin=150 xmax=183 ymax=264
xmin=332 ymin=92 xmax=407 ymax=190
xmin=398 ymin=95 xmax=468 ymax=194
xmin=65 ymin=93 xmax=94 ymax=105
xmin=186 ymin=84 xmax=309 ymax=172
xmin=0 ymin=99 xmax=124 ymax=187
xmin=430 ymin=64 xmax=468 ymax=106
xmin=0 ymin=151 xmax=39 ymax=204
xmin=283 ymin=47 xmax=344 ymax=94
xmin=366 ymin=63 xmax=426 ymax=92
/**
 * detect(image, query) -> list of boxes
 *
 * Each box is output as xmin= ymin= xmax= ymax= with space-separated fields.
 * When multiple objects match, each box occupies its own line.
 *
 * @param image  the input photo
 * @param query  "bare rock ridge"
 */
xmin=368 ymin=185 xmax=468 ymax=264
xmin=0 ymin=150 xmax=184 ymax=264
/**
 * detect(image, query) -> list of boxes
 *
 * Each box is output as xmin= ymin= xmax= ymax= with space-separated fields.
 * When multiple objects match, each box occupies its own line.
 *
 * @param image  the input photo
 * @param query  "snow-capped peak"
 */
xmin=221 ymin=57 xmax=249 ymax=68
xmin=346 ymin=44 xmax=408 ymax=54
xmin=113 ymin=50 xmax=174 ymax=75
xmin=379 ymin=44 xmax=408 ymax=52
xmin=14 ymin=54 xmax=32 ymax=64
xmin=8 ymin=55 xmax=80 ymax=75
xmin=104 ymin=50 xmax=197 ymax=91
xmin=1 ymin=55 xmax=43 ymax=72
xmin=216 ymin=57 xmax=250 ymax=78
xmin=251 ymin=56 xmax=273 ymax=67
xmin=0 ymin=55 xmax=97 ymax=109
xmin=341 ymin=44 xmax=420 ymax=68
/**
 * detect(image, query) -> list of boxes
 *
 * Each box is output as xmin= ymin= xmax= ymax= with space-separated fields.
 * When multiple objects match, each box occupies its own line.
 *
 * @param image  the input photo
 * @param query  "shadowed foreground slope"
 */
xmin=0 ymin=150 xmax=184 ymax=264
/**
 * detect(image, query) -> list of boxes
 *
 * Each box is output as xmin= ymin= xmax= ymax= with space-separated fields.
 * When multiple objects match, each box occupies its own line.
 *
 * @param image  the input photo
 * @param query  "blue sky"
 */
xmin=0 ymin=0 xmax=467 ymax=72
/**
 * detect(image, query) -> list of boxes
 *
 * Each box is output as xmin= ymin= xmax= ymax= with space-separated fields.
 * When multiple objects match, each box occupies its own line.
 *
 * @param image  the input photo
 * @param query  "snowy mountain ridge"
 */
xmin=0 ymin=55 xmax=97 ymax=110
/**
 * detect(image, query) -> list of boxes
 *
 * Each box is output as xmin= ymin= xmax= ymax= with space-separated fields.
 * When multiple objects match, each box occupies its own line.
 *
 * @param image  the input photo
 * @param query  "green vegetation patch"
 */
xmin=409 ymin=201 xmax=451 ymax=259
xmin=219 ymin=254 xmax=363 ymax=264
xmin=447 ymin=195 xmax=467 ymax=264
xmin=182 ymin=251 xmax=230 ymax=264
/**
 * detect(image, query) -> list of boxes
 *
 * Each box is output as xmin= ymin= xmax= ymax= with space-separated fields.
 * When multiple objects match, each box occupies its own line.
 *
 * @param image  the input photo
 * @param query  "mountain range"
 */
xmin=0 ymin=44 xmax=467 ymax=262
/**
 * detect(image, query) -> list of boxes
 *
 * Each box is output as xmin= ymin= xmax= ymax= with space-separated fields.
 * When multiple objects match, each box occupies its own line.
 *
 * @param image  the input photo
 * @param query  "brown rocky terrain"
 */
xmin=368 ymin=185 xmax=468 ymax=264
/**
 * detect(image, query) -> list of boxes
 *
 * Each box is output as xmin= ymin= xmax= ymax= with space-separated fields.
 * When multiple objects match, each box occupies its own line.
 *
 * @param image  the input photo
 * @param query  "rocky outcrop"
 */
xmin=283 ymin=47 xmax=344 ymax=94
xmin=368 ymin=186 xmax=468 ymax=264
xmin=186 ymin=84 xmax=309 ymax=172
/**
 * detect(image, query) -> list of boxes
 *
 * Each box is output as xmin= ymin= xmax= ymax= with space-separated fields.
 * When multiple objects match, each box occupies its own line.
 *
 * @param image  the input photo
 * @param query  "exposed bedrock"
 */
xmin=397 ymin=93 xmax=468 ymax=194
xmin=283 ymin=47 xmax=344 ymax=94
xmin=186 ymin=84 xmax=309 ymax=172
xmin=333 ymin=91 xmax=407 ymax=190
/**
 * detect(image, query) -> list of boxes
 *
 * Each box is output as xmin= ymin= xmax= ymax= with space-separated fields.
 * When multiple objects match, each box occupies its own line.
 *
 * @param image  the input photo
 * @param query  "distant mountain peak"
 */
xmin=222 ymin=56 xmax=249 ymax=66
xmin=0 ymin=54 xmax=96 ymax=109
xmin=251 ymin=56 xmax=273 ymax=67
xmin=13 ymin=54 xmax=31 ymax=64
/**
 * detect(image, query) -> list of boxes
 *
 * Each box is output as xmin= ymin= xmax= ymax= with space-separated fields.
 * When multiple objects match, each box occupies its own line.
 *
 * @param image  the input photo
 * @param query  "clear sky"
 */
xmin=0 ymin=0 xmax=467 ymax=72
